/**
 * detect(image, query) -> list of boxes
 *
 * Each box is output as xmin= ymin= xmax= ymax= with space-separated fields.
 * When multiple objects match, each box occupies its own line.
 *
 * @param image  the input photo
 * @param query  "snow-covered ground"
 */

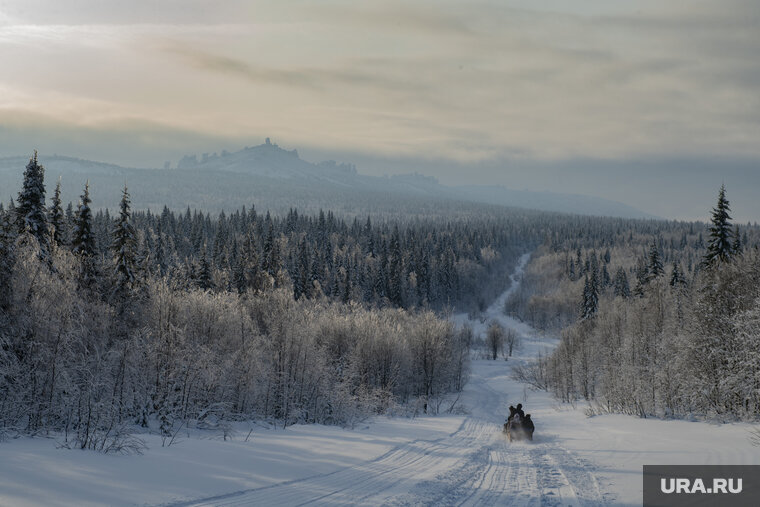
xmin=2 ymin=252 xmax=759 ymax=506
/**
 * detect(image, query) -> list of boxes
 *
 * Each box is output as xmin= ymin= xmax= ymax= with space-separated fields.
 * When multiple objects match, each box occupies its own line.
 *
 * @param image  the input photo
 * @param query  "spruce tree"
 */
xmin=647 ymin=240 xmax=664 ymax=281
xmin=16 ymin=151 xmax=49 ymax=250
xmin=49 ymin=177 xmax=65 ymax=246
xmin=198 ymin=248 xmax=212 ymax=290
xmin=732 ymin=225 xmax=742 ymax=255
xmin=111 ymin=185 xmax=137 ymax=293
xmin=601 ymin=264 xmax=611 ymax=288
xmin=703 ymin=184 xmax=734 ymax=267
xmin=669 ymin=262 xmax=686 ymax=288
xmin=613 ymin=267 xmax=630 ymax=298
xmin=72 ymin=181 xmax=96 ymax=257
xmin=71 ymin=181 xmax=97 ymax=286
xmin=580 ymin=273 xmax=599 ymax=321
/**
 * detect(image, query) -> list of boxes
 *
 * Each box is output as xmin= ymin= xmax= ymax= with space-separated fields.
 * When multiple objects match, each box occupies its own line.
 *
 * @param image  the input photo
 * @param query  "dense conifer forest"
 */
xmin=3 ymin=154 xmax=758 ymax=454
xmin=0 ymin=153 xmax=535 ymax=449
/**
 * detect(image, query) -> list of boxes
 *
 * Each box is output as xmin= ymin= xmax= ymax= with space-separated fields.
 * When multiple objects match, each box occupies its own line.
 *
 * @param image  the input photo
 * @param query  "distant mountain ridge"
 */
xmin=0 ymin=141 xmax=653 ymax=219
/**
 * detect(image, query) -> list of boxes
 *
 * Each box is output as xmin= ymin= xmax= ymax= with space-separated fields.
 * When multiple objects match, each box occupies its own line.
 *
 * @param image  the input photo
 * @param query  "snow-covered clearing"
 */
xmin=2 ymin=253 xmax=758 ymax=506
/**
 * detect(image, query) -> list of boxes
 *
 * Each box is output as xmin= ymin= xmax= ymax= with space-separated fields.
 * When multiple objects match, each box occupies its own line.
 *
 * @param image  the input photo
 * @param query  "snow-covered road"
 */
xmin=179 ymin=253 xmax=607 ymax=506
xmin=178 ymin=369 xmax=604 ymax=507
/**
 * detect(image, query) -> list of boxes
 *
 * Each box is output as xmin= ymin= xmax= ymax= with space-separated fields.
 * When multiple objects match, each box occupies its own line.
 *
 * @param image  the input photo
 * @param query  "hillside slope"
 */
xmin=0 ymin=143 xmax=652 ymax=218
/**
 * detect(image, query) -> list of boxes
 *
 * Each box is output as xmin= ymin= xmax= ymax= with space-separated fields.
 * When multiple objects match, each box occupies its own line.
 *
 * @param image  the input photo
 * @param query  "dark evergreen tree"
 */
xmin=601 ymin=264 xmax=611 ymax=288
xmin=703 ymin=184 xmax=734 ymax=267
xmin=111 ymin=185 xmax=137 ymax=293
xmin=732 ymin=225 xmax=741 ymax=255
xmin=669 ymin=262 xmax=686 ymax=288
xmin=198 ymin=248 xmax=212 ymax=290
xmin=49 ymin=177 xmax=66 ymax=246
xmin=613 ymin=267 xmax=630 ymax=299
xmin=233 ymin=257 xmax=247 ymax=294
xmin=580 ymin=273 xmax=599 ymax=321
xmin=16 ymin=151 xmax=49 ymax=250
xmin=72 ymin=181 xmax=96 ymax=257
xmin=647 ymin=240 xmax=664 ymax=281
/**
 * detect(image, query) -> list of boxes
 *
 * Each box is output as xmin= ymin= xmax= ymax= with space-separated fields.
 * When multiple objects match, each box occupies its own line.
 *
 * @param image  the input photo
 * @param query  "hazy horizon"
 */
xmin=1 ymin=0 xmax=758 ymax=221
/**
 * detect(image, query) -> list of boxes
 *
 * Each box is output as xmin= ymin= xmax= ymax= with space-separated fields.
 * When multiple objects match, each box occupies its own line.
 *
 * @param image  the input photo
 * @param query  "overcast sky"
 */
xmin=1 ymin=0 xmax=759 ymax=220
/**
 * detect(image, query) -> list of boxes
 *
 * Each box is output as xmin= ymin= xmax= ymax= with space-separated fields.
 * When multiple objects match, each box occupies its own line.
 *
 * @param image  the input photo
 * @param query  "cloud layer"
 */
xmin=0 ymin=0 xmax=759 ymax=218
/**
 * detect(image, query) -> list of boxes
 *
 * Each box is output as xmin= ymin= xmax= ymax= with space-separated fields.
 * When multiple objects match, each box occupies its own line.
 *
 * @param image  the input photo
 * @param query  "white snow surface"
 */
xmin=2 ymin=252 xmax=759 ymax=506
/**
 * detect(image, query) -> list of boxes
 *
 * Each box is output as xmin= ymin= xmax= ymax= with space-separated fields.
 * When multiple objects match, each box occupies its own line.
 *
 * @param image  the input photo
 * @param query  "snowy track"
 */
xmin=5 ymin=253 xmax=758 ymax=506
xmin=180 ymin=405 xmax=604 ymax=507
xmin=179 ymin=254 xmax=608 ymax=507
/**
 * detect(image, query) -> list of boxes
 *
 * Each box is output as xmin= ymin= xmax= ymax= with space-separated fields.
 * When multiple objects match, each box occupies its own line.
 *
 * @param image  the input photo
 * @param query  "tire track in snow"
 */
xmin=179 ymin=419 xmax=487 ymax=506
xmin=173 ymin=254 xmax=610 ymax=507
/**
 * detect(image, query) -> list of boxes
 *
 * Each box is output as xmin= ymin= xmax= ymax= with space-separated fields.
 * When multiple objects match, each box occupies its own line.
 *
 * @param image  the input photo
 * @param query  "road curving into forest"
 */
xmin=177 ymin=254 xmax=608 ymax=506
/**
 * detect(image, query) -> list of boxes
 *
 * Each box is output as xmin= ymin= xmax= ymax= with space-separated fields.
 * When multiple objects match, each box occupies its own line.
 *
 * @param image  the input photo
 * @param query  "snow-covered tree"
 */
xmin=579 ymin=273 xmax=599 ymax=321
xmin=613 ymin=267 xmax=630 ymax=299
xmin=198 ymin=247 xmax=212 ymax=290
xmin=16 ymin=151 xmax=49 ymax=250
xmin=72 ymin=181 xmax=96 ymax=257
xmin=669 ymin=262 xmax=686 ymax=288
xmin=647 ymin=240 xmax=664 ymax=281
xmin=111 ymin=185 xmax=137 ymax=293
xmin=486 ymin=322 xmax=505 ymax=360
xmin=49 ymin=177 xmax=66 ymax=246
xmin=703 ymin=184 xmax=734 ymax=267
xmin=732 ymin=224 xmax=742 ymax=255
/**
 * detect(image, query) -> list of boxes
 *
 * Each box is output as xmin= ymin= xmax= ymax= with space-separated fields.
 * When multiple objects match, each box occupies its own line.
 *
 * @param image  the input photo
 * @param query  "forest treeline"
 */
xmin=5 ymin=152 xmax=753 ymax=452
xmin=2 ymin=153 xmax=547 ymax=450
xmin=510 ymin=186 xmax=760 ymax=420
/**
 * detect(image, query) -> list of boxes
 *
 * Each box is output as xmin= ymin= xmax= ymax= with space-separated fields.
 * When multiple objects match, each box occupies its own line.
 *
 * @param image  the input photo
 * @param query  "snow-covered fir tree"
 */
xmin=669 ymin=262 xmax=686 ymax=288
xmin=613 ymin=267 xmax=630 ymax=298
xmin=16 ymin=151 xmax=49 ymax=251
xmin=49 ymin=177 xmax=66 ymax=246
xmin=732 ymin=224 xmax=742 ymax=255
xmin=72 ymin=181 xmax=96 ymax=257
xmin=579 ymin=273 xmax=599 ymax=320
xmin=646 ymin=240 xmax=664 ymax=281
xmin=703 ymin=184 xmax=734 ymax=267
xmin=111 ymin=185 xmax=137 ymax=293
xmin=198 ymin=247 xmax=212 ymax=290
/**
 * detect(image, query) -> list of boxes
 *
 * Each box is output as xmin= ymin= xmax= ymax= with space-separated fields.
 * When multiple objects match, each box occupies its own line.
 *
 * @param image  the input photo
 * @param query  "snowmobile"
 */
xmin=503 ymin=413 xmax=534 ymax=442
